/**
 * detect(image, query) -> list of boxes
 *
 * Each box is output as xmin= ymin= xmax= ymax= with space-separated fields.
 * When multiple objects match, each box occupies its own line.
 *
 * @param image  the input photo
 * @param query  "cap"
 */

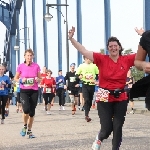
xmin=70 ymin=63 xmax=76 ymax=67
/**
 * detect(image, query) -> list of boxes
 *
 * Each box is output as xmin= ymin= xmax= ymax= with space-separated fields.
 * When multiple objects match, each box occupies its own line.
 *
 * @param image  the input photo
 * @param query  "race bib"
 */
xmin=24 ymin=78 xmax=34 ymax=87
xmin=85 ymin=74 xmax=94 ymax=80
xmin=96 ymin=88 xmax=110 ymax=102
xmin=45 ymin=88 xmax=51 ymax=93
xmin=59 ymin=83 xmax=64 ymax=88
xmin=0 ymin=83 xmax=4 ymax=90
xmin=70 ymin=77 xmax=75 ymax=82
xmin=0 ymin=87 xmax=4 ymax=90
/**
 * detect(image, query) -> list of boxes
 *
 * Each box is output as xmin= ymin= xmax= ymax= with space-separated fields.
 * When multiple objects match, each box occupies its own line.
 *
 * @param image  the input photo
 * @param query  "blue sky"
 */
xmin=0 ymin=0 xmax=143 ymax=76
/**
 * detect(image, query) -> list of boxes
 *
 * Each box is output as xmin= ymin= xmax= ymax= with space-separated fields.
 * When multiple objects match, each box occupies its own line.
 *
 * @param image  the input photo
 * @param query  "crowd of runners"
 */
xmin=0 ymin=26 xmax=149 ymax=150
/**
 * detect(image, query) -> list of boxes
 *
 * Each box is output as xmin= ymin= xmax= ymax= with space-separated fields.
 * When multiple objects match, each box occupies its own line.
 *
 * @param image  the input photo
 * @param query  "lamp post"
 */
xmin=44 ymin=2 xmax=69 ymax=72
xmin=44 ymin=2 xmax=70 ymax=102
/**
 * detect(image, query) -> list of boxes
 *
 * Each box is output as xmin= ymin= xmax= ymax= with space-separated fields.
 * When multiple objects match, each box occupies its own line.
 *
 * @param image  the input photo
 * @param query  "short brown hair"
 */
xmin=47 ymin=69 xmax=52 ymax=74
xmin=24 ymin=49 xmax=34 ymax=56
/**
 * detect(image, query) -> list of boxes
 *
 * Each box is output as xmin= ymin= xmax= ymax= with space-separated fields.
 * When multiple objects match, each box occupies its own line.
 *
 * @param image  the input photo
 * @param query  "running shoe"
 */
xmin=20 ymin=126 xmax=27 ymax=136
xmin=1 ymin=119 xmax=4 ymax=124
xmin=46 ymin=111 xmax=51 ymax=115
xmin=92 ymin=139 xmax=101 ymax=150
xmin=85 ymin=116 xmax=91 ymax=122
xmin=27 ymin=131 xmax=35 ymax=139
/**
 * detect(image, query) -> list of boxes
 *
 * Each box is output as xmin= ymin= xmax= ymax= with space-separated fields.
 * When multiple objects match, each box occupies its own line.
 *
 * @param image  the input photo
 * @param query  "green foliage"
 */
xmin=123 ymin=49 xmax=144 ymax=81
xmin=100 ymin=49 xmax=105 ymax=54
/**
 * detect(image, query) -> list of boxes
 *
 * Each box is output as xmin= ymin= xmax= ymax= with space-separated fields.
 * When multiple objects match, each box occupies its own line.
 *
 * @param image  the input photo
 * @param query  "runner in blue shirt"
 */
xmin=0 ymin=65 xmax=11 ymax=124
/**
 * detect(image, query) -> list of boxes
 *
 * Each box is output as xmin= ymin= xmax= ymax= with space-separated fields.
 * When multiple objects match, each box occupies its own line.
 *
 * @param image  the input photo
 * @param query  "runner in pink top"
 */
xmin=14 ymin=49 xmax=41 ymax=139
xmin=17 ymin=62 xmax=40 ymax=90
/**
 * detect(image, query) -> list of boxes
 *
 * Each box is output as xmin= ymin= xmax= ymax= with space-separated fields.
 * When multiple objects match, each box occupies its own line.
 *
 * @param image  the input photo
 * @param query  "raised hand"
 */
xmin=68 ymin=26 xmax=75 ymax=39
xmin=135 ymin=27 xmax=145 ymax=36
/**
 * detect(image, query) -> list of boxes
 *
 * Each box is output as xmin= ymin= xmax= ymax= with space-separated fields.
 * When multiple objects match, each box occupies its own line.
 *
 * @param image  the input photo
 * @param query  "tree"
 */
xmin=123 ymin=49 xmax=133 ymax=55
xmin=123 ymin=49 xmax=144 ymax=81
xmin=100 ymin=49 xmax=105 ymax=54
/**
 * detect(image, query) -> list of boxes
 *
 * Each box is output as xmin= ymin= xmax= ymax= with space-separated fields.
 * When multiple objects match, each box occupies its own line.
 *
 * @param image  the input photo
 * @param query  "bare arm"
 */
xmin=70 ymin=38 xmax=93 ymax=61
xmin=134 ymin=45 xmax=147 ymax=70
xmin=69 ymin=27 xmax=93 ymax=61
xmin=14 ymin=72 xmax=20 ymax=83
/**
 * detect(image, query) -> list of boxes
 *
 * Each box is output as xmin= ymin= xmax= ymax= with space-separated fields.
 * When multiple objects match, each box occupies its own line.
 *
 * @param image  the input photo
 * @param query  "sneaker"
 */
xmin=62 ymin=106 xmax=65 ymax=110
xmin=92 ymin=140 xmax=101 ymax=150
xmin=5 ymin=110 xmax=9 ymax=117
xmin=1 ymin=119 xmax=4 ymax=124
xmin=59 ymin=106 xmax=62 ymax=111
xmin=81 ymin=107 xmax=84 ymax=111
xmin=129 ymin=110 xmax=134 ymax=114
xmin=85 ymin=116 xmax=91 ymax=122
xmin=78 ymin=106 xmax=80 ymax=110
xmin=20 ymin=127 xmax=27 ymax=136
xmin=46 ymin=111 xmax=51 ymax=115
xmin=27 ymin=131 xmax=35 ymax=139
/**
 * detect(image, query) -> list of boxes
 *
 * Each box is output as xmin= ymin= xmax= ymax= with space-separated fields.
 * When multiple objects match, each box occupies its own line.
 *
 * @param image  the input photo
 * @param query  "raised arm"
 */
xmin=134 ymin=30 xmax=150 ymax=73
xmin=69 ymin=26 xmax=93 ymax=61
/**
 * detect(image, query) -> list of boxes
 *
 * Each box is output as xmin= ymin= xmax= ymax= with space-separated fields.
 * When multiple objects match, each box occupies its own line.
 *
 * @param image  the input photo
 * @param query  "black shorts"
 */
xmin=43 ymin=93 xmax=54 ymax=105
xmin=125 ymin=89 xmax=134 ymax=103
xmin=17 ymin=92 xmax=21 ymax=103
xmin=79 ymin=87 xmax=82 ymax=93
xmin=8 ymin=93 xmax=12 ymax=100
xmin=68 ymin=88 xmax=79 ymax=97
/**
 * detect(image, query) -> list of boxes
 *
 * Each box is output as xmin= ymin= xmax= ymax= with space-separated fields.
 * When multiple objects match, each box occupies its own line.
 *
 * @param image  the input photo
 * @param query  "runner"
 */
xmin=64 ymin=63 xmax=80 ymax=115
xmin=68 ymin=26 xmax=136 ymax=150
xmin=76 ymin=56 xmax=99 ymax=122
xmin=2 ymin=62 xmax=14 ymax=116
xmin=56 ymin=70 xmax=65 ymax=110
xmin=92 ymin=79 xmax=99 ymax=109
xmin=41 ymin=69 xmax=56 ymax=114
xmin=130 ymin=28 xmax=150 ymax=110
xmin=14 ymin=49 xmax=41 ymax=138
xmin=0 ymin=65 xmax=11 ymax=124
xmin=38 ymin=66 xmax=47 ymax=105
xmin=125 ymin=69 xmax=134 ymax=114
xmin=15 ymin=81 xmax=22 ymax=113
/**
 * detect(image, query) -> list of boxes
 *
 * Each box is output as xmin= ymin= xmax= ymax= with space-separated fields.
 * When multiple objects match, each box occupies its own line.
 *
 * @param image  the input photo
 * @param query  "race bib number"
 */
xmin=85 ymin=74 xmax=94 ymax=80
xmin=0 ymin=87 xmax=4 ymax=90
xmin=45 ymin=88 xmax=51 ymax=93
xmin=24 ymin=78 xmax=34 ymax=87
xmin=59 ymin=83 xmax=64 ymax=88
xmin=96 ymin=88 xmax=110 ymax=102
xmin=0 ymin=83 xmax=4 ymax=90
xmin=70 ymin=77 xmax=75 ymax=82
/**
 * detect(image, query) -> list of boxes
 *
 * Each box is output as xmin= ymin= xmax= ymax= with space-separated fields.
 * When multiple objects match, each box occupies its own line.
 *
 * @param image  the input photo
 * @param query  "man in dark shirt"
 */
xmin=64 ymin=63 xmax=80 ymax=115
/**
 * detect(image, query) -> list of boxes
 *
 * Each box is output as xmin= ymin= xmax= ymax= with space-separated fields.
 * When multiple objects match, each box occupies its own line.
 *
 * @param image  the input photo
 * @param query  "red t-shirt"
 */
xmin=40 ymin=73 xmax=47 ymax=86
xmin=41 ymin=77 xmax=56 ymax=93
xmin=93 ymin=53 xmax=136 ymax=102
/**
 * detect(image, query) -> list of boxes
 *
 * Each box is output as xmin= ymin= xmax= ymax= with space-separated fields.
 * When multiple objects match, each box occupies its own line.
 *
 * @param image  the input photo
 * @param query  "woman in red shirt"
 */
xmin=68 ymin=27 xmax=136 ymax=150
xmin=41 ymin=69 xmax=56 ymax=115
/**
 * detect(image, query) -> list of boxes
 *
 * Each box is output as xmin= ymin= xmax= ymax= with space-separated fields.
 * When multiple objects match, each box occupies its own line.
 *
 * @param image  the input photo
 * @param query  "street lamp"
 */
xmin=44 ymin=2 xmax=70 ymax=72
xmin=14 ymin=27 xmax=31 ymax=51
xmin=14 ymin=46 xmax=20 ymax=51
